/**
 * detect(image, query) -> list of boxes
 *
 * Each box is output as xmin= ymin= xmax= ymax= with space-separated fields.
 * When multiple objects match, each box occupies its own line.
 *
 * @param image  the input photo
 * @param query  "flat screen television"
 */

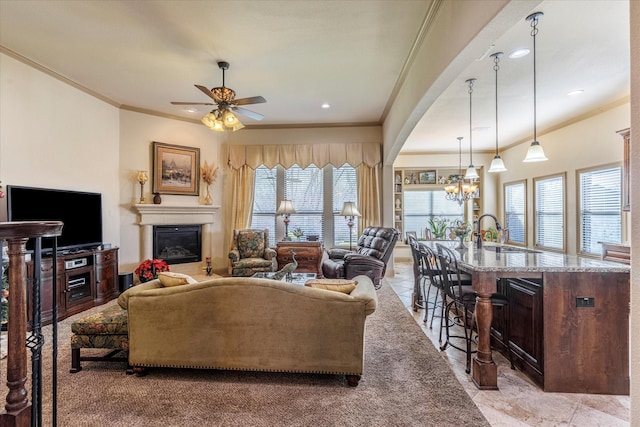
xmin=6 ymin=185 xmax=103 ymax=254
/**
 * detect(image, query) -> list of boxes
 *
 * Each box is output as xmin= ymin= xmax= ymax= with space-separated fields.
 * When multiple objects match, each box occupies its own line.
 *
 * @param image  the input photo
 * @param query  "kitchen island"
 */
xmin=427 ymin=241 xmax=630 ymax=394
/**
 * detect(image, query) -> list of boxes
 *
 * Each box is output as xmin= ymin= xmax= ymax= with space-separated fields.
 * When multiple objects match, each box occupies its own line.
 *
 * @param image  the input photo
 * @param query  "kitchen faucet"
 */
xmin=475 ymin=213 xmax=502 ymax=249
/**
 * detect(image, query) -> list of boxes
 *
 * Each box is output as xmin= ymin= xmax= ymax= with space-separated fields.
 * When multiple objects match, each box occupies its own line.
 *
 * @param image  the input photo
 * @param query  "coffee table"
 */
xmin=251 ymin=272 xmax=316 ymax=286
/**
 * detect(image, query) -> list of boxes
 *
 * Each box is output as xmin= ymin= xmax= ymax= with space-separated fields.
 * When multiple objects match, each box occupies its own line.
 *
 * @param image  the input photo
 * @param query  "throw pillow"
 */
xmin=157 ymin=272 xmax=198 ymax=287
xmin=305 ymin=278 xmax=358 ymax=294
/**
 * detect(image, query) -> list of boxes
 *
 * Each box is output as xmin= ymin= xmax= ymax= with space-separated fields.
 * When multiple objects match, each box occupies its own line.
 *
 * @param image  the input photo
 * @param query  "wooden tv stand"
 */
xmin=26 ymin=247 xmax=119 ymax=325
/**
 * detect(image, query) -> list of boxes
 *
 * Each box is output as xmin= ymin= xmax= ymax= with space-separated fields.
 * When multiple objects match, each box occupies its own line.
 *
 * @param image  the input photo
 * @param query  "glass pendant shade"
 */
xmin=488 ymin=155 xmax=507 ymax=172
xmin=201 ymin=111 xmax=225 ymax=131
xmin=464 ymin=165 xmax=479 ymax=180
xmin=523 ymin=140 xmax=548 ymax=162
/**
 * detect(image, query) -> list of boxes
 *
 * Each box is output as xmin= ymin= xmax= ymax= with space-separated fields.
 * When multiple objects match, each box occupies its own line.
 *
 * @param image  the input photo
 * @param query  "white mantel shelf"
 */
xmin=133 ymin=204 xmax=220 ymax=261
xmin=133 ymin=204 xmax=220 ymax=225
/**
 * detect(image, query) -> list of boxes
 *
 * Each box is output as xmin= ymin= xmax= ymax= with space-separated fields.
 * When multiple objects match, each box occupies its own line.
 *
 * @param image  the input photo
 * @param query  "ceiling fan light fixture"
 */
xmin=201 ymin=111 xmax=225 ymax=132
xmin=212 ymin=86 xmax=236 ymax=102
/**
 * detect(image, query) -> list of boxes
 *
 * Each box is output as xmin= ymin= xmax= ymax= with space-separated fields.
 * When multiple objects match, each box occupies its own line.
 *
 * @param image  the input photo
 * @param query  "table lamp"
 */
xmin=276 ymin=200 xmax=296 ymax=241
xmin=340 ymin=201 xmax=361 ymax=251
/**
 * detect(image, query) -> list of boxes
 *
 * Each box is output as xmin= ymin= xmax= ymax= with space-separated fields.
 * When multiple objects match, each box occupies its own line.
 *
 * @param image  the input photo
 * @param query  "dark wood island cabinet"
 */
xmin=424 ymin=241 xmax=630 ymax=394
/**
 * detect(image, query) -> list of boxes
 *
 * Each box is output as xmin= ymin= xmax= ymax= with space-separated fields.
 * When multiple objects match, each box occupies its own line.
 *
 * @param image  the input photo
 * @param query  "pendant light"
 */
xmin=523 ymin=11 xmax=548 ymax=162
xmin=464 ymin=78 xmax=479 ymax=179
xmin=488 ymin=52 xmax=507 ymax=172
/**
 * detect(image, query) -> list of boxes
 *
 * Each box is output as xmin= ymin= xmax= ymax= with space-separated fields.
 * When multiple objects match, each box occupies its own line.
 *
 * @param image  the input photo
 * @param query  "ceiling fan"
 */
xmin=171 ymin=61 xmax=266 ymax=131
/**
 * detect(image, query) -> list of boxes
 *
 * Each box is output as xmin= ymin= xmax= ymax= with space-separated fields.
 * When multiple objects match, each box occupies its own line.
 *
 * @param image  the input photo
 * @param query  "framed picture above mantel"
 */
xmin=152 ymin=142 xmax=200 ymax=196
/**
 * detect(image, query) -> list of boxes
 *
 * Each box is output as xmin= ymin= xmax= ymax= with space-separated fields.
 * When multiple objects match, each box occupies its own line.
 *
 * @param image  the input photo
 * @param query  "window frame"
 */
xmin=576 ymin=163 xmax=622 ymax=257
xmin=533 ymin=172 xmax=566 ymax=252
xmin=503 ymin=179 xmax=527 ymax=246
xmin=250 ymin=163 xmax=357 ymax=247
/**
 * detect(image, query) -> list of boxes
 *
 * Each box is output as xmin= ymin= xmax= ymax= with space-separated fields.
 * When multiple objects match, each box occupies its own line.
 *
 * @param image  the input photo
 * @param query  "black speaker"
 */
xmin=118 ymin=272 xmax=134 ymax=293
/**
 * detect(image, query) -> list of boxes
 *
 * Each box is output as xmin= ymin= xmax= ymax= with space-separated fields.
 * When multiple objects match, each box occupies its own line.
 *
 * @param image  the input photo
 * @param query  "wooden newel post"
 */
xmin=0 ymin=222 xmax=63 ymax=427
xmin=2 ymin=238 xmax=30 ymax=427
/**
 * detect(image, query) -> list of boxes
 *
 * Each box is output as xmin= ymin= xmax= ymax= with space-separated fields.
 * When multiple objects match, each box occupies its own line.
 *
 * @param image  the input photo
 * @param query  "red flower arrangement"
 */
xmin=135 ymin=258 xmax=170 ymax=282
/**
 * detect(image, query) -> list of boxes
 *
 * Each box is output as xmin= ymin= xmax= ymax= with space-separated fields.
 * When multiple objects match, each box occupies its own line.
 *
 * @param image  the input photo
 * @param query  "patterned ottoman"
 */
xmin=70 ymin=302 xmax=129 ymax=373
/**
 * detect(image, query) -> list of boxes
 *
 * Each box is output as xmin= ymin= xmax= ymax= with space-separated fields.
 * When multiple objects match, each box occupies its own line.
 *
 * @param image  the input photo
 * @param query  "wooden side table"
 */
xmin=276 ymin=241 xmax=324 ymax=277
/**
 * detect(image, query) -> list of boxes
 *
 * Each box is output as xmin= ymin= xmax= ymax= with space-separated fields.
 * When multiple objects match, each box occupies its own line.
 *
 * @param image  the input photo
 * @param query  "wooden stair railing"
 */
xmin=0 ymin=221 xmax=63 ymax=427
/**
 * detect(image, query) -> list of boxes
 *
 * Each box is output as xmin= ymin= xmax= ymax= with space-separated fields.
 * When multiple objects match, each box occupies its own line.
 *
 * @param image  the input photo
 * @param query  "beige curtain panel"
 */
xmin=227 ymin=143 xmax=382 ymax=170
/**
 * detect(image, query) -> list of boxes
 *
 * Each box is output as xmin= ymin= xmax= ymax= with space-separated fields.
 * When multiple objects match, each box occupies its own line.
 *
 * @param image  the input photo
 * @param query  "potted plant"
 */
xmin=427 ymin=217 xmax=448 ymax=239
xmin=135 ymin=258 xmax=170 ymax=283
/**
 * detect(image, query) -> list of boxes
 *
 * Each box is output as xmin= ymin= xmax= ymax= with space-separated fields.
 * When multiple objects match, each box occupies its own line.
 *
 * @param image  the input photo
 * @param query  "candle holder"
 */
xmin=205 ymin=257 xmax=212 ymax=276
xmin=137 ymin=171 xmax=148 ymax=204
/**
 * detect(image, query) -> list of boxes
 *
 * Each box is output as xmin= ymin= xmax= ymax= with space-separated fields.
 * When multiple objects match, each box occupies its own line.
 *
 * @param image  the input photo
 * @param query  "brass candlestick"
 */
xmin=137 ymin=170 xmax=148 ymax=204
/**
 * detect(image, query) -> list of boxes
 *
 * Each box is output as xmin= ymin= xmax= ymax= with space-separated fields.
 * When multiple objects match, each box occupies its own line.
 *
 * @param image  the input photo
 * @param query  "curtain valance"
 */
xmin=227 ymin=143 xmax=381 ymax=170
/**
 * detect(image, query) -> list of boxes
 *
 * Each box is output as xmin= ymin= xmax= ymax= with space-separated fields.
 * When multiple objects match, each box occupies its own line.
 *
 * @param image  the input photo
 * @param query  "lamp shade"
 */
xmin=222 ymin=110 xmax=245 ymax=131
xmin=464 ymin=165 xmax=479 ymax=180
xmin=488 ymin=156 xmax=507 ymax=173
xmin=523 ymin=140 xmax=548 ymax=162
xmin=340 ymin=201 xmax=361 ymax=217
xmin=276 ymin=200 xmax=296 ymax=215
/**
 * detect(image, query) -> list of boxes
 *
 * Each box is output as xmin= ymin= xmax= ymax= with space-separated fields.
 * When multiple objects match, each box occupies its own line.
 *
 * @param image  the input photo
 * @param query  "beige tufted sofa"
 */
xmin=117 ymin=275 xmax=378 ymax=386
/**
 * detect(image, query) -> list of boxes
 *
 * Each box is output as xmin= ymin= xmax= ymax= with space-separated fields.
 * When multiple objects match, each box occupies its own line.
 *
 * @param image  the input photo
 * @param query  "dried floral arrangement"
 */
xmin=201 ymin=161 xmax=219 ymax=185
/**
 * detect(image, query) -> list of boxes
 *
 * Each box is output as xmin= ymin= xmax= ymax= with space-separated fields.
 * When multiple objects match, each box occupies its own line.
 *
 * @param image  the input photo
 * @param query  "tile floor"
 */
xmin=386 ymin=261 xmax=630 ymax=427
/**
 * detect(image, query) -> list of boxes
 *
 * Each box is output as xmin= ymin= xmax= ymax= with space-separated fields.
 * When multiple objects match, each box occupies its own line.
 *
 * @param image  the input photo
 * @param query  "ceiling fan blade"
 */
xmin=170 ymin=102 xmax=215 ymax=105
xmin=234 ymin=96 xmax=266 ymax=106
xmin=195 ymin=84 xmax=222 ymax=103
xmin=232 ymin=106 xmax=264 ymax=121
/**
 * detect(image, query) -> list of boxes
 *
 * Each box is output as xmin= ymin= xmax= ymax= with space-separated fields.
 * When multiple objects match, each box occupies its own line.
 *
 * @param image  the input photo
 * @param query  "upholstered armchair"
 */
xmin=228 ymin=229 xmax=277 ymax=277
xmin=322 ymin=226 xmax=399 ymax=289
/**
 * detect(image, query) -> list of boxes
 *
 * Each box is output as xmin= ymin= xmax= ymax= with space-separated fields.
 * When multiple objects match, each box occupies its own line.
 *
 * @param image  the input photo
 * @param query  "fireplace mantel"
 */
xmin=133 ymin=204 xmax=220 ymax=262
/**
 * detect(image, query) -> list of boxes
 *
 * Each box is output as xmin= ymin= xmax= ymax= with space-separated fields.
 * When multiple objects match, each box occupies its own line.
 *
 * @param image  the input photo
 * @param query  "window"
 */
xmin=504 ymin=181 xmax=526 ymax=245
xmin=578 ymin=166 xmax=622 ymax=255
xmin=403 ymin=190 xmax=464 ymax=239
xmin=534 ymin=174 xmax=565 ymax=250
xmin=250 ymin=164 xmax=357 ymax=247
xmin=250 ymin=166 xmax=278 ymax=244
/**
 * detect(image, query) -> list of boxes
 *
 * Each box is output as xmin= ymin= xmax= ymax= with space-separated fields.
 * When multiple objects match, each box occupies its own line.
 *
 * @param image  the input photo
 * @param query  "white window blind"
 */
xmin=579 ymin=166 xmax=621 ymax=254
xmin=534 ymin=175 xmax=564 ymax=250
xmin=504 ymin=182 xmax=526 ymax=244
xmin=285 ymin=165 xmax=324 ymax=241
xmin=333 ymin=165 xmax=358 ymax=246
xmin=403 ymin=190 xmax=463 ymax=239
xmin=250 ymin=165 xmax=278 ymax=246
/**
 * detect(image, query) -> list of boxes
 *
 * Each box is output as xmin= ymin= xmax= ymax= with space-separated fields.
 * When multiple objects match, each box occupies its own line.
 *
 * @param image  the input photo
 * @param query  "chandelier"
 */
xmin=444 ymin=137 xmax=478 ymax=205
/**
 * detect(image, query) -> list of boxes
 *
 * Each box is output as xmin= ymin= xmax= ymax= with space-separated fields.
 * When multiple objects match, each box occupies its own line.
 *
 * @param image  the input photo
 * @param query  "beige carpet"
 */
xmin=1 ymin=282 xmax=489 ymax=426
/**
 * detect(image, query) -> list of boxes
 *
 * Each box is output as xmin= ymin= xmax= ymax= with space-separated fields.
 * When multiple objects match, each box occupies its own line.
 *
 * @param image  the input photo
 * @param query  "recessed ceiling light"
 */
xmin=568 ymin=90 xmax=584 ymax=96
xmin=185 ymin=107 xmax=198 ymax=113
xmin=508 ymin=48 xmax=530 ymax=59
xmin=321 ymin=103 xmax=330 ymax=109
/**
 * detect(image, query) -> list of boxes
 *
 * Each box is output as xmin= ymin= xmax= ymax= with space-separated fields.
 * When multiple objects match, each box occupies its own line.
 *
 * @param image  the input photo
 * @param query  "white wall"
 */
xmin=118 ymin=110 xmax=225 ymax=276
xmin=498 ymin=103 xmax=630 ymax=252
xmin=0 ymin=53 xmax=120 ymax=249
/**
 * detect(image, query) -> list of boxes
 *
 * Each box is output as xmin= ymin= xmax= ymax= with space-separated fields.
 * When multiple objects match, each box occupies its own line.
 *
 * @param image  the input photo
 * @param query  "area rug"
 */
xmin=1 ymin=282 xmax=488 ymax=426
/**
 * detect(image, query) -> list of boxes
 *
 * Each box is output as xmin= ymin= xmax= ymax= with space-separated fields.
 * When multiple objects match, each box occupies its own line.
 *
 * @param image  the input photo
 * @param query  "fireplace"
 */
xmin=134 ymin=204 xmax=218 ymax=268
xmin=153 ymin=225 xmax=202 ymax=265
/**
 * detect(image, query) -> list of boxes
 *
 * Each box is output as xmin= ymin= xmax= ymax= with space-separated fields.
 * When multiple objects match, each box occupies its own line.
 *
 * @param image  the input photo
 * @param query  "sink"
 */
xmin=483 ymin=245 xmax=541 ymax=254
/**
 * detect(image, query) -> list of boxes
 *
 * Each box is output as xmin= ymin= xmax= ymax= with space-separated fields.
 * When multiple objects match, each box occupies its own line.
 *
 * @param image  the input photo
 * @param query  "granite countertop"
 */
xmin=424 ymin=241 xmax=631 ymax=273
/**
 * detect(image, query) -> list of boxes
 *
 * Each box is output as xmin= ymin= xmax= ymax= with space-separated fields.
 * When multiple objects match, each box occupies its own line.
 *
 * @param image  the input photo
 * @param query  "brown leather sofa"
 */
xmin=322 ymin=226 xmax=399 ymax=289
xmin=117 ymin=275 xmax=378 ymax=386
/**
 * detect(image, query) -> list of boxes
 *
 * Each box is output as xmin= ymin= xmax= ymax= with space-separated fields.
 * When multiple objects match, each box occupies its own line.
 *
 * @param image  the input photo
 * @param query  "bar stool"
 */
xmin=436 ymin=243 xmax=513 ymax=374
